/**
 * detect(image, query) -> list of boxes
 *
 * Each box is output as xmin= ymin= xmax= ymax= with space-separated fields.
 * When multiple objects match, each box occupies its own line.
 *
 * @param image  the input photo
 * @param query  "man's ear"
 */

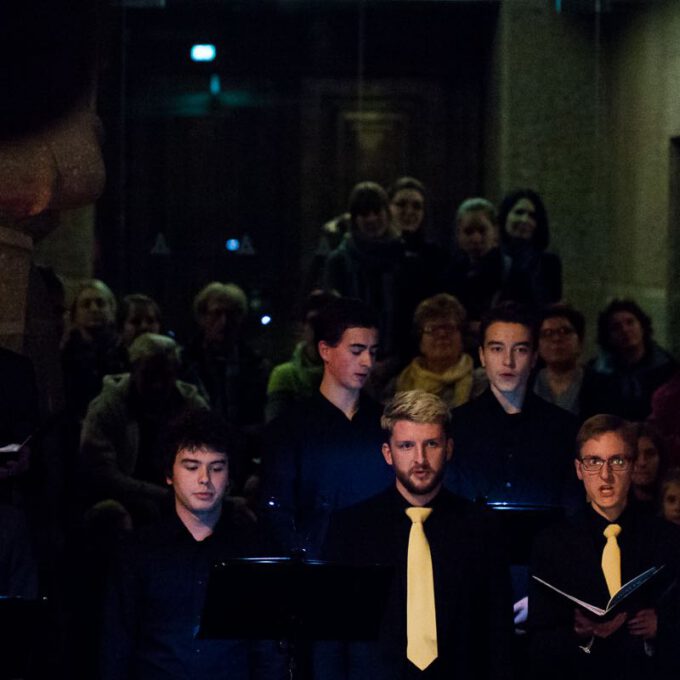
xmin=382 ymin=442 xmax=394 ymax=467
xmin=318 ymin=340 xmax=330 ymax=363
xmin=166 ymin=475 xmax=173 ymax=486
xmin=478 ymin=345 xmax=485 ymax=368
xmin=530 ymin=349 xmax=538 ymax=369
xmin=446 ymin=437 xmax=453 ymax=462
xmin=574 ymin=458 xmax=584 ymax=482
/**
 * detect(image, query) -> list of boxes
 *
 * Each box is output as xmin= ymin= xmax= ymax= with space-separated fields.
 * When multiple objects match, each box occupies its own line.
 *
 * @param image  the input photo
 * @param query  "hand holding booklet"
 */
xmin=532 ymin=566 xmax=665 ymax=618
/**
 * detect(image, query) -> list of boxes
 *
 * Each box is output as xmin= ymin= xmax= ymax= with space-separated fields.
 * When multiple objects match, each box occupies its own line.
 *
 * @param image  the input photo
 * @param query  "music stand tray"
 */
xmin=198 ymin=557 xmax=393 ymax=642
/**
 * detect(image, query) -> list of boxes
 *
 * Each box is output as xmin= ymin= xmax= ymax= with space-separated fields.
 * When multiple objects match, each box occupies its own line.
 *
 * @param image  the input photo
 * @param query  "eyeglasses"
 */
xmin=540 ymin=326 xmax=576 ymax=339
xmin=422 ymin=323 xmax=459 ymax=335
xmin=578 ymin=455 xmax=633 ymax=473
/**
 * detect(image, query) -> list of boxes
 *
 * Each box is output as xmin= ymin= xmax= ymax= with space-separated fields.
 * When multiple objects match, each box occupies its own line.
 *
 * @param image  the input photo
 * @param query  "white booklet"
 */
xmin=532 ymin=566 xmax=665 ymax=617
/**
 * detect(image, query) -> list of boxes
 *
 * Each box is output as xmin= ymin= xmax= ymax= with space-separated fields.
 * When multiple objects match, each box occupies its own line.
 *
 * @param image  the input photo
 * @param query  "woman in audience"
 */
xmin=590 ymin=298 xmax=676 ymax=420
xmin=648 ymin=370 xmax=680 ymax=468
xmin=498 ymin=188 xmax=562 ymax=307
xmin=660 ymin=470 xmax=680 ymax=525
xmin=631 ymin=422 xmax=666 ymax=509
xmin=445 ymin=197 xmax=509 ymax=350
xmin=118 ymin=294 xmax=162 ymax=348
xmin=324 ymin=181 xmax=409 ymax=358
xmin=110 ymin=293 xmax=163 ymax=371
xmin=61 ymin=279 xmax=123 ymax=418
xmin=533 ymin=304 xmax=610 ymax=420
xmin=387 ymin=176 xmax=443 ymax=319
xmin=390 ymin=293 xmax=481 ymax=408
xmin=387 ymin=176 xmax=427 ymax=239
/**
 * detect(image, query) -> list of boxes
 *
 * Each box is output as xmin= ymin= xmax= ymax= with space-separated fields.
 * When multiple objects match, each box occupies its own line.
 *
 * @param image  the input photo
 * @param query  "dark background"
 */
xmin=94 ymin=0 xmax=499 ymax=356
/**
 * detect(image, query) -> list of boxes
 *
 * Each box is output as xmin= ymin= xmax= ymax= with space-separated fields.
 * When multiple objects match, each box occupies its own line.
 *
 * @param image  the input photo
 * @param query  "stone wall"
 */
xmin=489 ymin=0 xmax=680 ymax=355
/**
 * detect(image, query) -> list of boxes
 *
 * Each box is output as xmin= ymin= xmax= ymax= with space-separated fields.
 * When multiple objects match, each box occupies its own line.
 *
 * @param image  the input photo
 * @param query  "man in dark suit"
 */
xmin=529 ymin=414 xmax=680 ymax=679
xmin=319 ymin=390 xmax=514 ymax=679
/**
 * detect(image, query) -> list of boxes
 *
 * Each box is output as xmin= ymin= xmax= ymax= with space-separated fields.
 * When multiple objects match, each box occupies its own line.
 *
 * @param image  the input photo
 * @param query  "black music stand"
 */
xmin=486 ymin=502 xmax=564 ymax=566
xmin=198 ymin=557 xmax=393 ymax=678
xmin=0 ymin=597 xmax=48 ymax=679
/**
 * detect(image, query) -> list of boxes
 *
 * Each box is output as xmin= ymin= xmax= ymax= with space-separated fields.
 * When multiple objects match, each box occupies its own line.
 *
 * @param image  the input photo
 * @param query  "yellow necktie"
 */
xmin=405 ymin=507 xmax=437 ymax=670
xmin=602 ymin=523 xmax=622 ymax=597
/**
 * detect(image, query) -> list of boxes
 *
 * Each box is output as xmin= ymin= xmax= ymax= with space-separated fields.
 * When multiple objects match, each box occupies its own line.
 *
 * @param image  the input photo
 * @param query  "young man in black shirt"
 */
xmin=102 ymin=409 xmax=282 ymax=680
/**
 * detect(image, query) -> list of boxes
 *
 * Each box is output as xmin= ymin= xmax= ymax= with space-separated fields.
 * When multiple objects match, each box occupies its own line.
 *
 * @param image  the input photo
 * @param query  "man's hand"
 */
xmin=513 ymin=596 xmax=529 ymax=626
xmin=628 ymin=608 xmax=657 ymax=639
xmin=574 ymin=609 xmax=627 ymax=639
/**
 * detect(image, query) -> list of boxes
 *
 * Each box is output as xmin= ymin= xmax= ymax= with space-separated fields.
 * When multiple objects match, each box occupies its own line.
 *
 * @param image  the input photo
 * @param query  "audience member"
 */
xmin=80 ymin=333 xmax=208 ymax=525
xmin=182 ymin=282 xmax=268 ymax=428
xmin=391 ymin=293 xmax=482 ymax=408
xmin=388 ymin=176 xmax=427 ymax=239
xmin=498 ymin=189 xmax=562 ymax=307
xmin=265 ymin=289 xmax=338 ymax=422
xmin=529 ymin=415 xmax=680 ymax=679
xmin=108 ymin=293 xmax=163 ymax=372
xmin=590 ymin=299 xmax=676 ymax=421
xmin=118 ymin=293 xmax=162 ymax=348
xmin=260 ymin=297 xmax=392 ymax=556
xmin=445 ymin=302 xmax=579 ymax=509
xmin=61 ymin=279 xmax=124 ymax=419
xmin=387 ymin=176 xmax=442 ymax=300
xmin=445 ymin=197 xmax=510 ymax=333
xmin=631 ymin=422 xmax=666 ymax=510
xmin=101 ymin=409 xmax=283 ymax=679
xmin=323 ymin=182 xmax=409 ymax=357
xmin=646 ymin=369 xmax=680 ymax=468
xmin=533 ymin=303 xmax=611 ymax=420
xmin=318 ymin=390 xmax=513 ymax=679
xmin=660 ymin=470 xmax=680 ymax=526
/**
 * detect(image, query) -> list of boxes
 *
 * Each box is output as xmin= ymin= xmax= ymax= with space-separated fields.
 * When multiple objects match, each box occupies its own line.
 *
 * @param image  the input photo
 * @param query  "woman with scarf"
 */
xmin=392 ymin=293 xmax=482 ymax=408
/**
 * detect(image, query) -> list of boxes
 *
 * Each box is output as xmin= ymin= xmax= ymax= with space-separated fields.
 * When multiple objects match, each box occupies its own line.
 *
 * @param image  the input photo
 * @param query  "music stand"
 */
xmin=0 ymin=597 xmax=48 ymax=679
xmin=198 ymin=557 xmax=393 ymax=678
xmin=486 ymin=502 xmax=564 ymax=566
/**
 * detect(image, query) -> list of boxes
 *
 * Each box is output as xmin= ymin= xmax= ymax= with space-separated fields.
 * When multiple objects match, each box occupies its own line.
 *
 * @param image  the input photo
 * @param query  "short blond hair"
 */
xmin=381 ymin=390 xmax=450 ymax=436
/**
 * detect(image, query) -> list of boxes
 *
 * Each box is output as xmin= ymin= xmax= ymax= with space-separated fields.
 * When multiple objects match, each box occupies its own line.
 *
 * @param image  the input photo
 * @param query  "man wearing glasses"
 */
xmin=529 ymin=414 xmax=680 ymax=679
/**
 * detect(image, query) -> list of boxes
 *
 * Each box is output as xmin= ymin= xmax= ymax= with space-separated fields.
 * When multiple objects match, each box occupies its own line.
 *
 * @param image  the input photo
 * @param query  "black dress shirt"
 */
xmin=529 ymin=504 xmax=680 ymax=679
xmin=102 ymin=509 xmax=282 ymax=680
xmin=445 ymin=389 xmax=580 ymax=510
xmin=260 ymin=392 xmax=392 ymax=557
xmin=318 ymin=486 xmax=514 ymax=680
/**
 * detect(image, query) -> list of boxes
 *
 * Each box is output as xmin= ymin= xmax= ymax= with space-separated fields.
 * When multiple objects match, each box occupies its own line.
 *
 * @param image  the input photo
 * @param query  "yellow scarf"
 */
xmin=396 ymin=353 xmax=474 ymax=408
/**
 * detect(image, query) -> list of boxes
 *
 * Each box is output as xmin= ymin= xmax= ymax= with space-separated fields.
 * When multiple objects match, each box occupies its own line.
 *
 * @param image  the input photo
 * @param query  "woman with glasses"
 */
xmin=389 ymin=293 xmax=483 ymax=408
xmin=533 ymin=304 xmax=611 ymax=420
xmin=387 ymin=176 xmax=444 ymax=317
